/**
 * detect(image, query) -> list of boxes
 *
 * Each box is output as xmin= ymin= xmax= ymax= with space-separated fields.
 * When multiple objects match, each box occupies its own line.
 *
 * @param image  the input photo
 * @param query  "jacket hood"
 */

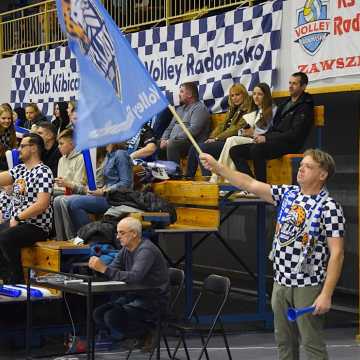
xmin=66 ymin=148 xmax=83 ymax=161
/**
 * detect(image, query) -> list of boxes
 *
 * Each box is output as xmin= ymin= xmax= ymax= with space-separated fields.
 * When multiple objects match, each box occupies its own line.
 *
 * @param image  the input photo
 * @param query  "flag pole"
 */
xmin=167 ymin=105 xmax=202 ymax=155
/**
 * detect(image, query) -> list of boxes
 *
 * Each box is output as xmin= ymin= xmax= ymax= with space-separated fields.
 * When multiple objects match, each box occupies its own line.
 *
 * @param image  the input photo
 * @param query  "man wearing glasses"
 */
xmin=200 ymin=148 xmax=344 ymax=360
xmin=0 ymin=133 xmax=53 ymax=284
xmin=89 ymin=217 xmax=170 ymax=351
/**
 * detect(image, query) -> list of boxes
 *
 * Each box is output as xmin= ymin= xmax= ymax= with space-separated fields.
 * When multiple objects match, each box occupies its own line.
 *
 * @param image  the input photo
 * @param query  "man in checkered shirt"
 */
xmin=0 ymin=133 xmax=53 ymax=284
xmin=200 ymin=148 xmax=345 ymax=360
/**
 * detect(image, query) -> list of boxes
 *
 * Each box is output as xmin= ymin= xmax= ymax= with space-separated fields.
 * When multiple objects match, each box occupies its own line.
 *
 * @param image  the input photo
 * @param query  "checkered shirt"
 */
xmin=0 ymin=128 xmax=14 ymax=150
xmin=9 ymin=163 xmax=54 ymax=233
xmin=271 ymin=185 xmax=345 ymax=287
xmin=0 ymin=191 xmax=12 ymax=221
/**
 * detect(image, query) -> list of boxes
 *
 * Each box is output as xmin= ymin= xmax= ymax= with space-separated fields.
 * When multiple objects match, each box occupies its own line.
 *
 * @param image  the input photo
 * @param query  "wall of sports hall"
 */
xmin=0 ymin=0 xmax=358 ymax=301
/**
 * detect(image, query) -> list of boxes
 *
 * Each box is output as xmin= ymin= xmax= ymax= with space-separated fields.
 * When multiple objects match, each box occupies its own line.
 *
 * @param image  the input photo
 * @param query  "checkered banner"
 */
xmin=10 ymin=46 xmax=79 ymax=117
xmin=10 ymin=0 xmax=283 ymax=116
xmin=129 ymin=0 xmax=283 ymax=112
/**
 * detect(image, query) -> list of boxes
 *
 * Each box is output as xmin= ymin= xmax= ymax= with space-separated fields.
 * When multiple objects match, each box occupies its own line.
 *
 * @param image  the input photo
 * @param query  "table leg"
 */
xmin=26 ymin=268 xmax=31 ymax=359
xmin=184 ymin=233 xmax=193 ymax=316
xmin=86 ymin=286 xmax=94 ymax=360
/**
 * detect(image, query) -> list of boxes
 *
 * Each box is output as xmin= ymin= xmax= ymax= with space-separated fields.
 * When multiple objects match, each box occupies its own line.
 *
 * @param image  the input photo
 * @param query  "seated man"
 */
xmin=229 ymin=72 xmax=314 ymax=182
xmin=160 ymin=82 xmax=210 ymax=165
xmin=89 ymin=217 xmax=170 ymax=350
xmin=0 ymin=133 xmax=53 ymax=284
xmin=36 ymin=121 xmax=62 ymax=177
xmin=128 ymin=123 xmax=157 ymax=161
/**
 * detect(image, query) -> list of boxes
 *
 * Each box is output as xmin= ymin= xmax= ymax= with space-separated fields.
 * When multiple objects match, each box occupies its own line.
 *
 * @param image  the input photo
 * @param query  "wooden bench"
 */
xmin=140 ymin=180 xmax=219 ymax=313
xmin=21 ymin=241 xmax=89 ymax=278
xmin=186 ymin=105 xmax=325 ymax=184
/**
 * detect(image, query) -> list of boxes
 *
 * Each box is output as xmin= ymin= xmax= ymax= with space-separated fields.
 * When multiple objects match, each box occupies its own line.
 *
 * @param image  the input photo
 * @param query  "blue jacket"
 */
xmin=103 ymin=149 xmax=133 ymax=190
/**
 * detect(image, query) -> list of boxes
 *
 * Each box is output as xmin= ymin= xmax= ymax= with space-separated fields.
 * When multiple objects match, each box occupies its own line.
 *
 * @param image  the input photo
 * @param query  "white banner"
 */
xmin=290 ymin=0 xmax=360 ymax=81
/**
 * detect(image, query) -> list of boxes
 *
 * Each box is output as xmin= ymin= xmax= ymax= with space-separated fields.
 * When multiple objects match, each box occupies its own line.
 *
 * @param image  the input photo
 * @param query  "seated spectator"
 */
xmin=36 ymin=122 xmax=62 ymax=177
xmin=22 ymin=103 xmax=47 ymax=131
xmin=54 ymin=146 xmax=107 ymax=240
xmin=51 ymin=102 xmax=70 ymax=135
xmin=89 ymin=217 xmax=170 ymax=349
xmin=159 ymin=82 xmax=210 ymax=165
xmin=128 ymin=123 xmax=157 ymax=161
xmin=229 ymin=72 xmax=314 ymax=182
xmin=67 ymin=143 xmax=133 ymax=234
xmin=53 ymin=128 xmax=87 ymax=240
xmin=0 ymin=105 xmax=17 ymax=171
xmin=210 ymin=82 xmax=276 ymax=183
xmin=151 ymin=107 xmax=173 ymax=139
xmin=185 ymin=83 xmax=253 ymax=178
xmin=54 ymin=128 xmax=87 ymax=196
xmin=66 ymin=100 xmax=77 ymax=129
xmin=0 ymin=133 xmax=53 ymax=284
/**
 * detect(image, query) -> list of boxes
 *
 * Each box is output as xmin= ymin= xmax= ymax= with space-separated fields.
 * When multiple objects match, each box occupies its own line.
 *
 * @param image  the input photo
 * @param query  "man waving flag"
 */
xmin=56 ymin=0 xmax=169 ymax=150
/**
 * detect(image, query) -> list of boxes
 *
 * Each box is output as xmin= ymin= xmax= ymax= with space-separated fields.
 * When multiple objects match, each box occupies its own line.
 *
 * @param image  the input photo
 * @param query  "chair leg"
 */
xmin=219 ymin=320 xmax=232 ymax=360
xmin=221 ymin=329 xmax=232 ymax=360
xmin=163 ymin=334 xmax=173 ymax=359
xmin=181 ymin=334 xmax=191 ymax=360
xmin=171 ymin=336 xmax=183 ymax=360
xmin=126 ymin=349 xmax=132 ymax=360
xmin=198 ymin=333 xmax=210 ymax=360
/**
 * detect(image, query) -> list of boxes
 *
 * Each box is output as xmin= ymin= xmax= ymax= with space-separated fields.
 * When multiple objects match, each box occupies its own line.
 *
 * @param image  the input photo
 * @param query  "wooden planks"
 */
xmin=153 ymin=180 xmax=219 ymax=206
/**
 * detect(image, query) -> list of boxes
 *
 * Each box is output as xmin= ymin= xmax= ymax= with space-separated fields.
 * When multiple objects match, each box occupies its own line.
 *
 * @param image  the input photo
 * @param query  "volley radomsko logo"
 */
xmin=294 ymin=0 xmax=330 ymax=55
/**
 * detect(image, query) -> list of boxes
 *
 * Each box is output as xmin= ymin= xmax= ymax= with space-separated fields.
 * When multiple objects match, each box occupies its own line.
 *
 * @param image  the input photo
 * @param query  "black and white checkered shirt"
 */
xmin=271 ymin=185 xmax=345 ymax=287
xmin=9 ymin=163 xmax=54 ymax=233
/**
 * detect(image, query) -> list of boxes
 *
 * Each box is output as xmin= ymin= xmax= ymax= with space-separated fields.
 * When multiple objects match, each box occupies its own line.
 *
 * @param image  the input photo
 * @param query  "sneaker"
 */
xmin=231 ymin=190 xmax=258 ymax=198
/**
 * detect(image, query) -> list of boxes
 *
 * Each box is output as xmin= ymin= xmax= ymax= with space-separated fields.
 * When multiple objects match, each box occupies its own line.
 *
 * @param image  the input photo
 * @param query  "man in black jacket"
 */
xmin=229 ymin=72 xmax=314 ymax=182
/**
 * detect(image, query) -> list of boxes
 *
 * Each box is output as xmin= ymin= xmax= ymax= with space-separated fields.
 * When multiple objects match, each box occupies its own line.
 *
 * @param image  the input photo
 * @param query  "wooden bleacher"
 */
xmin=20 ymin=106 xmax=324 ymax=280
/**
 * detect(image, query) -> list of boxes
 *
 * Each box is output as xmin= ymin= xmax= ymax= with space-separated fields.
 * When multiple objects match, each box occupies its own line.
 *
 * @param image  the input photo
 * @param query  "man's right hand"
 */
xmin=88 ymin=256 xmax=107 ymax=273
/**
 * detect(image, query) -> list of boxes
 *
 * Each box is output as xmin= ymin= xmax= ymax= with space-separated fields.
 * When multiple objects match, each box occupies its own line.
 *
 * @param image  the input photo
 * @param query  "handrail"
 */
xmin=0 ymin=0 xmax=254 ymax=58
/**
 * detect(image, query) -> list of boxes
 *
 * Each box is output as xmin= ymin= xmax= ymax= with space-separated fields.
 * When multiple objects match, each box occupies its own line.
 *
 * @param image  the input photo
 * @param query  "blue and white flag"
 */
xmin=56 ymin=0 xmax=169 ymax=150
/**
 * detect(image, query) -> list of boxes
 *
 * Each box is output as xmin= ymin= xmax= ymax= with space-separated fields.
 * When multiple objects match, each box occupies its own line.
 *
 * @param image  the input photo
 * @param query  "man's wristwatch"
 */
xmin=14 ymin=215 xmax=22 ymax=222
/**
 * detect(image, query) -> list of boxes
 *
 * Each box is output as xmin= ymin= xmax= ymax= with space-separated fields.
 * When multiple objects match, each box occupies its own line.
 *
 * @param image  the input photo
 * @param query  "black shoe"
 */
xmin=121 ymin=337 xmax=145 ymax=351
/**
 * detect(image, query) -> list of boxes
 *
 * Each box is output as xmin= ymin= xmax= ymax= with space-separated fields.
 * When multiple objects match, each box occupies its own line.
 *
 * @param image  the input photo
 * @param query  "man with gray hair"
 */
xmin=200 ymin=148 xmax=345 ymax=360
xmin=89 ymin=217 xmax=170 ymax=350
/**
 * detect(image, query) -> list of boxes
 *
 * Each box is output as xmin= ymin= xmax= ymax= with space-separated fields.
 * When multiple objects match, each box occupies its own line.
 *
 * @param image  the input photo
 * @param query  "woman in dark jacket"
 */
xmin=52 ymin=102 xmax=70 ymax=135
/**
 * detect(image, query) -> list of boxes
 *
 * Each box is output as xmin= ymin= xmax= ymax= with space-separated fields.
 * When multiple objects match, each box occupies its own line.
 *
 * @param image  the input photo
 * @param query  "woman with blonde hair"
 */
xmin=210 ymin=82 xmax=276 ymax=183
xmin=185 ymin=83 xmax=253 ymax=178
xmin=0 ymin=105 xmax=17 ymax=170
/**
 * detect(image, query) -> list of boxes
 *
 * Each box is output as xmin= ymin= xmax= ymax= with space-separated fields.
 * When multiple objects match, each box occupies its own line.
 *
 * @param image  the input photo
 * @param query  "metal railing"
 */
xmin=0 ymin=0 xmax=255 ymax=58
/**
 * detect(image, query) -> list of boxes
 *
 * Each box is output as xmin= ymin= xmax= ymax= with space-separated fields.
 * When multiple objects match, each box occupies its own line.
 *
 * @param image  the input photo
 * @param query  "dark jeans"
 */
xmin=229 ymin=142 xmax=295 ymax=182
xmin=93 ymin=296 xmax=155 ymax=339
xmin=0 ymin=222 xmax=48 ymax=283
xmin=186 ymin=140 xmax=225 ymax=177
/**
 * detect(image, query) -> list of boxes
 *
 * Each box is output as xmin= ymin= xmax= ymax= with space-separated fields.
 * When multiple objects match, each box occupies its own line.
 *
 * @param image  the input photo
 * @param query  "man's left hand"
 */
xmin=253 ymin=135 xmax=266 ymax=143
xmin=312 ymin=293 xmax=332 ymax=315
xmin=88 ymin=256 xmax=107 ymax=273
xmin=9 ymin=218 xmax=18 ymax=227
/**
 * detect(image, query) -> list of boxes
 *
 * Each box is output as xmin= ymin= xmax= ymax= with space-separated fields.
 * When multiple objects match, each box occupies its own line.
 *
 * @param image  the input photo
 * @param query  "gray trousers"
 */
xmin=166 ymin=139 xmax=191 ymax=165
xmin=271 ymin=282 xmax=328 ymax=360
xmin=53 ymin=195 xmax=76 ymax=240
